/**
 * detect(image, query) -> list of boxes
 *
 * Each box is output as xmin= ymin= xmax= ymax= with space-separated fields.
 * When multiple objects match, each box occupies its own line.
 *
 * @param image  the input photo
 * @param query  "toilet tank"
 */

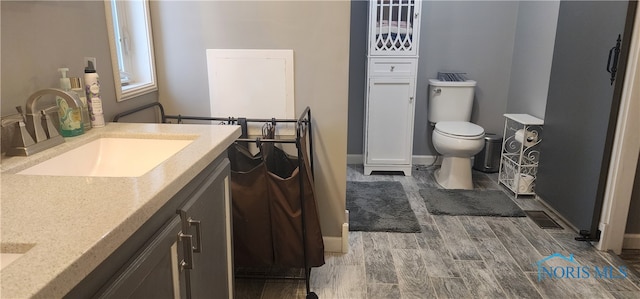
xmin=428 ymin=79 xmax=477 ymax=123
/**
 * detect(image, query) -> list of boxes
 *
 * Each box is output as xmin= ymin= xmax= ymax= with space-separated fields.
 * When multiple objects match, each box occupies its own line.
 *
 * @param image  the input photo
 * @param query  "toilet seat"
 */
xmin=434 ymin=121 xmax=484 ymax=139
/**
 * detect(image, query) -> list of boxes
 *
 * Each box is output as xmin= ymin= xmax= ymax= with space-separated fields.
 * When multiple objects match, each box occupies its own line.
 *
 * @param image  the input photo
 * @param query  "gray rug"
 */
xmin=419 ymin=188 xmax=526 ymax=217
xmin=347 ymin=181 xmax=421 ymax=233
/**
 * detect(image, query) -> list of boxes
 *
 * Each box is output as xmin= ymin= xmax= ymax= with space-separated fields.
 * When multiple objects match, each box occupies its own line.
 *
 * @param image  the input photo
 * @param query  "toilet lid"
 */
xmin=435 ymin=121 xmax=484 ymax=138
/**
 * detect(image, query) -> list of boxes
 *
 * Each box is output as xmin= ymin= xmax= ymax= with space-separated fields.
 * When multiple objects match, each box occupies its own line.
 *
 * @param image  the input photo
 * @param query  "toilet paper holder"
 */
xmin=514 ymin=129 xmax=539 ymax=147
xmin=498 ymin=114 xmax=544 ymax=197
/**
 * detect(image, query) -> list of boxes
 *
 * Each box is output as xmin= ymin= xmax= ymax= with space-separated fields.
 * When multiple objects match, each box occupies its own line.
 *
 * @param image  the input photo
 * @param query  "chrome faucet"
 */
xmin=6 ymin=88 xmax=83 ymax=156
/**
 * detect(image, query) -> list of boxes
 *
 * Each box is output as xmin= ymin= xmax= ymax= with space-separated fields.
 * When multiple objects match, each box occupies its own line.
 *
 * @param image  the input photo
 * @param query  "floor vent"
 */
xmin=525 ymin=210 xmax=563 ymax=229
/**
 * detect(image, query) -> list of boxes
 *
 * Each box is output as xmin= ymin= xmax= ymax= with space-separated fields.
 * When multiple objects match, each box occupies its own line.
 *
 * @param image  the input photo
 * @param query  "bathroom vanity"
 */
xmin=0 ymin=123 xmax=240 ymax=298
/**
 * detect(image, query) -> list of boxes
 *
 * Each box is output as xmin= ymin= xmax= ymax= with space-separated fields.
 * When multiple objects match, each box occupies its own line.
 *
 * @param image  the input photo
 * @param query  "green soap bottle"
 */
xmin=57 ymin=68 xmax=84 ymax=137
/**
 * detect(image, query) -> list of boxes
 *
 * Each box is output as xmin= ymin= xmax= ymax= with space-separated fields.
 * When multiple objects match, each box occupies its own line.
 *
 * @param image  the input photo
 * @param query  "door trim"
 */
xmin=597 ymin=4 xmax=640 ymax=254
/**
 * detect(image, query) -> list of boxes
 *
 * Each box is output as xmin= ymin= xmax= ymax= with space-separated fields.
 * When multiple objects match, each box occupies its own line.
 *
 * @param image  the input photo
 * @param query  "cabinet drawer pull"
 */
xmin=179 ymin=232 xmax=194 ymax=270
xmin=188 ymin=218 xmax=202 ymax=253
xmin=390 ymin=66 xmax=395 ymax=72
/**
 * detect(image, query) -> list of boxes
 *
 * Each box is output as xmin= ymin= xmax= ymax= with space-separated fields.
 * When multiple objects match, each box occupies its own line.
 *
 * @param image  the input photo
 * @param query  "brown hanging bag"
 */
xmin=264 ymin=130 xmax=324 ymax=268
xmin=228 ymin=144 xmax=274 ymax=267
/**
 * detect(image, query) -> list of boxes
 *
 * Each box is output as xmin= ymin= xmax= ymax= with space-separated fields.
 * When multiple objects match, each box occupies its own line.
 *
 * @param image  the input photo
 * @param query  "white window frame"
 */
xmin=105 ymin=0 xmax=157 ymax=102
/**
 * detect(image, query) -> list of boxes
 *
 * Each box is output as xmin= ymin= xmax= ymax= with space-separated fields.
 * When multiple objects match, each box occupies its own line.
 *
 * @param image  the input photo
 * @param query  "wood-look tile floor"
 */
xmin=620 ymin=249 xmax=640 ymax=275
xmin=234 ymin=164 xmax=640 ymax=299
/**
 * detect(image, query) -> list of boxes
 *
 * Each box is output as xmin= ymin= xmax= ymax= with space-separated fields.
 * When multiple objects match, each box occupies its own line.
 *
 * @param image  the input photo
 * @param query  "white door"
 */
xmin=365 ymin=77 xmax=414 ymax=165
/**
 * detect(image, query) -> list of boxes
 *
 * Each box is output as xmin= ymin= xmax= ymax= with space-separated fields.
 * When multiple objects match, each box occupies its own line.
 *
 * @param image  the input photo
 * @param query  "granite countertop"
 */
xmin=0 ymin=122 xmax=240 ymax=298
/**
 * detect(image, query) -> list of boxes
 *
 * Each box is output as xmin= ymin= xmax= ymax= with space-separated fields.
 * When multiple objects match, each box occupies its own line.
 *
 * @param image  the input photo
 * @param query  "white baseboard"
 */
xmin=623 ymin=234 xmax=640 ymax=249
xmin=595 ymin=222 xmax=609 ymax=251
xmin=346 ymin=154 xmax=440 ymax=166
xmin=323 ymin=215 xmax=350 ymax=253
xmin=412 ymin=155 xmax=440 ymax=166
xmin=342 ymin=223 xmax=349 ymax=253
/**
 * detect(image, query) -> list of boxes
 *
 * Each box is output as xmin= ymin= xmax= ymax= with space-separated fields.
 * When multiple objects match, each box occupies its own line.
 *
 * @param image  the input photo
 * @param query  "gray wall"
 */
xmin=506 ymin=1 xmax=560 ymax=119
xmin=150 ymin=1 xmax=351 ymax=238
xmin=2 ymin=0 xmax=350 ymax=242
xmin=347 ymin=0 xmax=369 ymax=155
xmin=626 ymin=153 xmax=640 ymax=234
xmin=1 ymin=1 xmax=157 ymax=121
xmin=347 ymin=1 xmax=560 ymax=156
xmin=417 ymin=1 xmax=519 ymax=155
xmin=348 ymin=1 xmax=521 ymax=156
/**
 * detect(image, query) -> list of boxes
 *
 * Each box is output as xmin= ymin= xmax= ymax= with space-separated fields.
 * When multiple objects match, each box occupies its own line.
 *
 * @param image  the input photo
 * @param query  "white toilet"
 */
xmin=428 ymin=79 xmax=485 ymax=190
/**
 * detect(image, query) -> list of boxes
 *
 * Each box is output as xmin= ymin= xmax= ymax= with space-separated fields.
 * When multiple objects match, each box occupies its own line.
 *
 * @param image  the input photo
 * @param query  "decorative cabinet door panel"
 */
xmin=365 ymin=77 xmax=415 ymax=166
xmin=368 ymin=0 xmax=421 ymax=56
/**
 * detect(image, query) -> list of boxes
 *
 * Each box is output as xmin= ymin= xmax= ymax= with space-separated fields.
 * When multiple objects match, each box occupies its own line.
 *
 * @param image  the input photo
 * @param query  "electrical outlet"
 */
xmin=84 ymin=57 xmax=97 ymax=69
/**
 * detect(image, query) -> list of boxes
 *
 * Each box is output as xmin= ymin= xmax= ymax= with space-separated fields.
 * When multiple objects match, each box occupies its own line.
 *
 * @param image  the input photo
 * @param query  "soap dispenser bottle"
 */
xmin=57 ymin=67 xmax=84 ymax=137
xmin=70 ymin=77 xmax=91 ymax=131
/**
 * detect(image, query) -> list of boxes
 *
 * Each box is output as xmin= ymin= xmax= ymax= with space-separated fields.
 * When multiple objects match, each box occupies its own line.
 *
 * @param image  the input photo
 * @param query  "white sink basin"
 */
xmin=18 ymin=137 xmax=193 ymax=177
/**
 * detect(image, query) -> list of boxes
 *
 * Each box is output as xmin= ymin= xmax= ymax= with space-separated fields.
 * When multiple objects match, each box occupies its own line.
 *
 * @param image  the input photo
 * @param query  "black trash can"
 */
xmin=473 ymin=133 xmax=502 ymax=173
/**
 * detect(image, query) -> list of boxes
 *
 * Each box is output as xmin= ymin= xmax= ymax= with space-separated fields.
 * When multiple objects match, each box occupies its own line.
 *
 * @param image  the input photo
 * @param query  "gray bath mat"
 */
xmin=347 ymin=181 xmax=421 ymax=233
xmin=419 ymin=188 xmax=526 ymax=217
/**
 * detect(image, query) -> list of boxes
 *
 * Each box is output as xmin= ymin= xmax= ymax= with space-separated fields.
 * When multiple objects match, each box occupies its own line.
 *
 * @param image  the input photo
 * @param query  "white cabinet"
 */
xmin=498 ymin=114 xmax=544 ymax=197
xmin=364 ymin=0 xmax=420 ymax=176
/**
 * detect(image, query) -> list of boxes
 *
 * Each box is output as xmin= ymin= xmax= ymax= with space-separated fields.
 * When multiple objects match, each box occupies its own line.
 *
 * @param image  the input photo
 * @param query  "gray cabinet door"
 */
xmin=95 ymin=216 xmax=185 ymax=299
xmin=537 ymin=1 xmax=634 ymax=237
xmin=67 ymin=156 xmax=232 ymax=299
xmin=179 ymin=159 xmax=233 ymax=299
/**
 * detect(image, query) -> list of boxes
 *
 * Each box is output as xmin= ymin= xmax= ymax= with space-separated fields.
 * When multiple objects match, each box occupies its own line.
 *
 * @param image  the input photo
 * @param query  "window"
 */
xmin=105 ymin=0 xmax=157 ymax=102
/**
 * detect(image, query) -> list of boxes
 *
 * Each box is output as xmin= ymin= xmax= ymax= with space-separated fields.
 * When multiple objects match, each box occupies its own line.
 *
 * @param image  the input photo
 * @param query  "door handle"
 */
xmin=606 ymin=47 xmax=615 ymax=72
xmin=606 ymin=34 xmax=621 ymax=85
xmin=188 ymin=218 xmax=202 ymax=253
xmin=179 ymin=231 xmax=194 ymax=270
